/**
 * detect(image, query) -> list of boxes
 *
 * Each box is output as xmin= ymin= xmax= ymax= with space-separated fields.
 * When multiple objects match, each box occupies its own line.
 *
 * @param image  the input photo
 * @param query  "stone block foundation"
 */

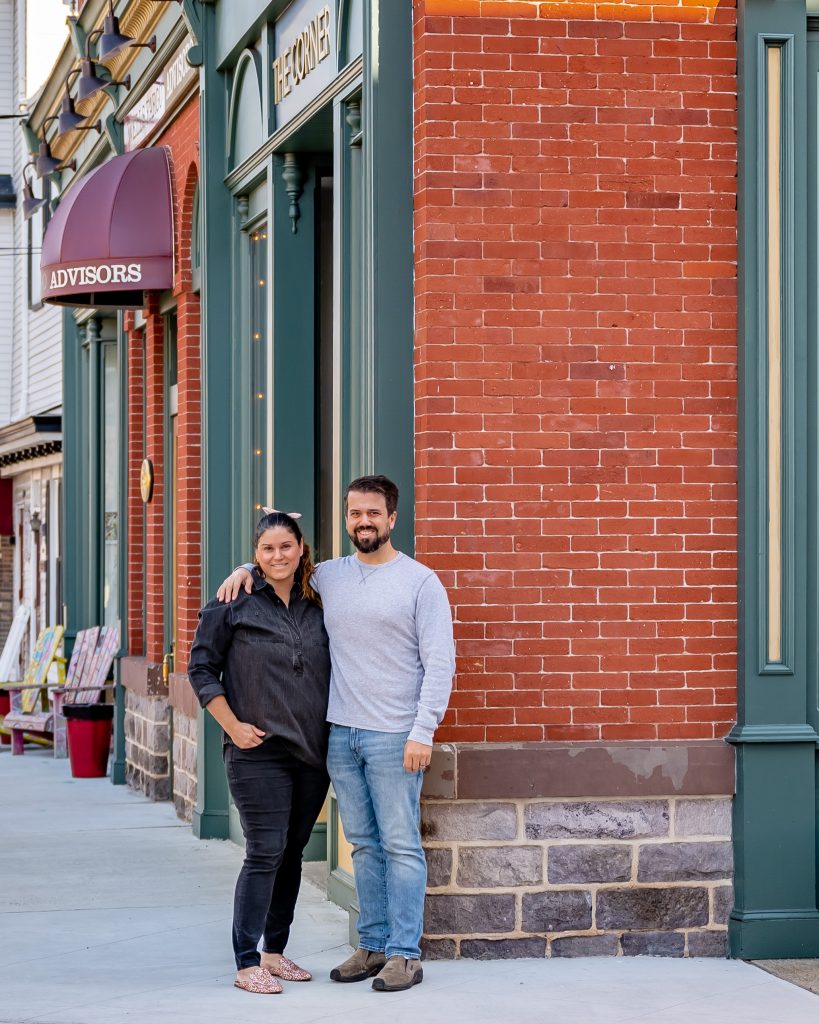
xmin=172 ymin=709 xmax=197 ymax=821
xmin=125 ymin=691 xmax=171 ymax=801
xmin=422 ymin=796 xmax=732 ymax=958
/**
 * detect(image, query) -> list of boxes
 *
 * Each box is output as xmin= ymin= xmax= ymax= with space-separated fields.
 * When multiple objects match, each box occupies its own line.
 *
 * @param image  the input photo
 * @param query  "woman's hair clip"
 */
xmin=262 ymin=506 xmax=303 ymax=521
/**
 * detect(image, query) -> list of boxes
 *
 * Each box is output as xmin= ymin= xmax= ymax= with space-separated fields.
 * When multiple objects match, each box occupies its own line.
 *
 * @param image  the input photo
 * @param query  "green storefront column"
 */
xmin=192 ymin=1 xmax=231 ymax=840
xmin=111 ymin=315 xmax=128 ymax=786
xmin=272 ymin=158 xmax=317 ymax=529
xmin=365 ymin=0 xmax=414 ymax=550
xmin=62 ymin=312 xmax=93 ymax=661
xmin=730 ymin=0 xmax=819 ymax=958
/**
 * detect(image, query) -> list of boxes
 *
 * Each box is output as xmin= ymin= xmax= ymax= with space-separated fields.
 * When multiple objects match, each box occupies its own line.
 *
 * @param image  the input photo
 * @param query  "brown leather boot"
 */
xmin=329 ymin=947 xmax=388 ymax=983
xmin=371 ymin=956 xmax=424 ymax=991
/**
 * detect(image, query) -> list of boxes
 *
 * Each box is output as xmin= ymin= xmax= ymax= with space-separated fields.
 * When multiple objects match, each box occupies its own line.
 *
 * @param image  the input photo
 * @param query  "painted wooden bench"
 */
xmin=0 ymin=606 xmax=32 ymax=744
xmin=0 ymin=605 xmax=31 ymax=682
xmin=44 ymin=627 xmax=100 ymax=758
xmin=2 ymin=625 xmax=120 ymax=757
xmin=1 ymin=625 xmax=65 ymax=755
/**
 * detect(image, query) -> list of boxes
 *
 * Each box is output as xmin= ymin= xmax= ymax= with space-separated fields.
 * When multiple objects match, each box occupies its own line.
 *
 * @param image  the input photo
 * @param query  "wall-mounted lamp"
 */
xmin=98 ymin=1 xmax=157 ymax=64
xmin=75 ymin=28 xmax=130 ymax=113
xmin=35 ymin=116 xmax=76 ymax=177
xmin=21 ymin=161 xmax=46 ymax=220
xmin=56 ymin=67 xmax=102 ymax=137
xmin=30 ymin=509 xmax=42 ymax=535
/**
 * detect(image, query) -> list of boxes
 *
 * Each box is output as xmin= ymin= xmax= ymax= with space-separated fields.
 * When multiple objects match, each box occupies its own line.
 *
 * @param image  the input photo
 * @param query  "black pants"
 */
xmin=224 ymin=738 xmax=329 ymax=969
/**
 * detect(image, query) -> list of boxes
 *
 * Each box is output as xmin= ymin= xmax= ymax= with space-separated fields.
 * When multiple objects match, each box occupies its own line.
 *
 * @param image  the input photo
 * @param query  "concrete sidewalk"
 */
xmin=1 ymin=750 xmax=817 ymax=1024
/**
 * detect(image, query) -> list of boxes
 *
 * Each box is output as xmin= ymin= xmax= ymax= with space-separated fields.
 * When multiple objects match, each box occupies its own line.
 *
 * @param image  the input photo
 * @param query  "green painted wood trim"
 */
xmin=87 ymin=321 xmax=102 ymax=625
xmin=807 ymin=24 xmax=819 ymax=744
xmin=363 ymin=0 xmax=414 ymax=553
xmin=192 ymin=710 xmax=229 ymax=839
xmin=327 ymin=788 xmax=358 ymax=940
xmin=214 ymin=0 xmax=293 ymax=71
xmin=111 ymin=315 xmax=128 ymax=786
xmin=271 ymin=160 xmax=318 ymax=543
xmin=727 ymin=724 xmax=819 ymax=743
xmin=304 ymin=823 xmax=327 ymax=862
xmin=733 ymin=0 xmax=816 ymax=960
xmin=327 ymin=870 xmax=359 ymax=946
xmin=181 ymin=0 xmax=203 ymax=42
xmin=730 ymin=915 xmax=819 ymax=959
xmin=753 ymin=31 xmax=797 ymax=676
xmin=738 ymin=9 xmax=808 ymax=717
xmin=225 ymin=57 xmax=362 ymax=194
xmin=61 ymin=313 xmax=92 ymax=646
xmin=194 ymin=1 xmax=233 ymax=839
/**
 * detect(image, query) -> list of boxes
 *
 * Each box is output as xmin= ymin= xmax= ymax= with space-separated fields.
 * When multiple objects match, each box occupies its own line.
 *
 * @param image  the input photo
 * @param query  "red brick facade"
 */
xmin=413 ymin=1 xmax=738 ymax=743
xmin=125 ymin=96 xmax=201 ymax=670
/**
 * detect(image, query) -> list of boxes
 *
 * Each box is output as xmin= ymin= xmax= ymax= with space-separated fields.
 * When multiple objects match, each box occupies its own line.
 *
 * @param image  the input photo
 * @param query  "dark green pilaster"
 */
xmin=272 ymin=159 xmax=317 ymax=538
xmin=193 ymin=0 xmax=231 ymax=840
xmin=86 ymin=318 xmax=101 ymax=621
xmin=61 ymin=312 xmax=92 ymax=646
xmin=364 ymin=0 xmax=414 ymax=552
xmin=730 ymin=0 xmax=819 ymax=958
xmin=111 ymin=315 xmax=128 ymax=786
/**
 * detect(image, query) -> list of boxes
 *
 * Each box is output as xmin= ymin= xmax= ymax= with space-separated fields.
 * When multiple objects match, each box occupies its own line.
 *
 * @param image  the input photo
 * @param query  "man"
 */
xmin=218 ymin=475 xmax=455 ymax=991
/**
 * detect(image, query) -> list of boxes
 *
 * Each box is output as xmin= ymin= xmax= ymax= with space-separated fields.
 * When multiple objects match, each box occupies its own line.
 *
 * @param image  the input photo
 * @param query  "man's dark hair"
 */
xmin=344 ymin=475 xmax=399 ymax=516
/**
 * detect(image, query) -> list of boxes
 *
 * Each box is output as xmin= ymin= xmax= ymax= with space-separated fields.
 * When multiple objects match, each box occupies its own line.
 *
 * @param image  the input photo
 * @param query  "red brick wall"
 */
xmin=126 ymin=96 xmax=201 ymax=669
xmin=413 ymin=0 xmax=738 ymax=743
xmin=125 ymin=313 xmax=145 ymax=657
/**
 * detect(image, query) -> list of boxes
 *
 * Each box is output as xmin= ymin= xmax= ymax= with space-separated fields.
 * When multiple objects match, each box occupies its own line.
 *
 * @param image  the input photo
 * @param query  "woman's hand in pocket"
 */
xmin=230 ymin=722 xmax=266 ymax=749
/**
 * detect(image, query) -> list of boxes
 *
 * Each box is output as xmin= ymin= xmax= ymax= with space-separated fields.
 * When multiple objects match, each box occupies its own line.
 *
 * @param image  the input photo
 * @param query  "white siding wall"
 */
xmin=0 ymin=0 xmax=15 ymax=426
xmin=1 ymin=0 xmax=63 ymax=432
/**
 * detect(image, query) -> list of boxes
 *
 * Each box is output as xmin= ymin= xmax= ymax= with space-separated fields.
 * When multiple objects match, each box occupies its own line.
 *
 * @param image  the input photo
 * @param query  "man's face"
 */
xmin=345 ymin=490 xmax=397 ymax=554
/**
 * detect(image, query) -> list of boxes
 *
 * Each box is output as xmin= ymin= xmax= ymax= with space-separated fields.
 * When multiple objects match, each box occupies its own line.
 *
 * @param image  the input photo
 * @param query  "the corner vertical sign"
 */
xmin=272 ymin=0 xmax=336 ymax=130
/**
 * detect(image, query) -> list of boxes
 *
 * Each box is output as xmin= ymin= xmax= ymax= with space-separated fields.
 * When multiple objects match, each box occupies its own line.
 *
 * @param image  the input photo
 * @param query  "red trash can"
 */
xmin=0 ymin=691 xmax=10 ymax=745
xmin=64 ymin=704 xmax=114 ymax=778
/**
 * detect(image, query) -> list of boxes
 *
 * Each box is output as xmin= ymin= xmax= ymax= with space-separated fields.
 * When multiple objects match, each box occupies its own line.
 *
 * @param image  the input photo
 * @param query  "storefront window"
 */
xmin=191 ymin=182 xmax=202 ymax=291
xmin=250 ymin=224 xmax=268 ymax=519
xmin=102 ymin=342 xmax=119 ymax=628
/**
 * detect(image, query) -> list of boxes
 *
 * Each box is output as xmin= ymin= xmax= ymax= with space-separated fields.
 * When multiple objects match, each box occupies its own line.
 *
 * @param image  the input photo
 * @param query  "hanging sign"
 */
xmin=140 ymin=459 xmax=154 ymax=503
xmin=272 ymin=0 xmax=337 ymax=130
xmin=124 ymin=36 xmax=197 ymax=151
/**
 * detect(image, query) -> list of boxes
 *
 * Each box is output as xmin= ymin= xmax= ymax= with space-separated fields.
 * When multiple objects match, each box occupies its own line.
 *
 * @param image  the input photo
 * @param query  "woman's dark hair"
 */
xmin=253 ymin=511 xmax=319 ymax=605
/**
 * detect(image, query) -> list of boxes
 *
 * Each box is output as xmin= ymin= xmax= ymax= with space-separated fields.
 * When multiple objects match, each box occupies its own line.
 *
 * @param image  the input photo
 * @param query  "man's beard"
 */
xmin=350 ymin=524 xmax=391 ymax=554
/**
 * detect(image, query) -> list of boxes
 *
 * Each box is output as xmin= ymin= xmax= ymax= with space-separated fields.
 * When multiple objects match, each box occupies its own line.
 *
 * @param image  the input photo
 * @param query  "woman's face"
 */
xmin=255 ymin=526 xmax=303 ymax=586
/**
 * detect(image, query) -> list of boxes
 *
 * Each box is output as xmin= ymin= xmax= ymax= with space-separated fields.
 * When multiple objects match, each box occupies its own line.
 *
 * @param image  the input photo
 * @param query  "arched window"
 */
xmin=191 ymin=180 xmax=202 ymax=292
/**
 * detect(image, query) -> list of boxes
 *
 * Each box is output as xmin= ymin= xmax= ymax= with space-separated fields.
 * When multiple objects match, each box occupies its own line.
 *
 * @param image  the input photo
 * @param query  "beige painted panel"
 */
xmin=767 ymin=44 xmax=782 ymax=665
xmin=336 ymin=806 xmax=354 ymax=875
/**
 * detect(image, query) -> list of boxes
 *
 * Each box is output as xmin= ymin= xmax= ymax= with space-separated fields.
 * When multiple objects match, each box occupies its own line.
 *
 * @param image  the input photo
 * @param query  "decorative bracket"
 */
xmin=103 ymin=112 xmax=124 ymax=156
xmin=20 ymin=120 xmax=40 ymax=158
xmin=237 ymin=194 xmax=249 ymax=228
xmin=346 ymin=100 xmax=362 ymax=147
xmin=66 ymin=16 xmax=86 ymax=61
xmin=182 ymin=0 xmax=204 ymax=44
xmin=281 ymin=153 xmax=303 ymax=235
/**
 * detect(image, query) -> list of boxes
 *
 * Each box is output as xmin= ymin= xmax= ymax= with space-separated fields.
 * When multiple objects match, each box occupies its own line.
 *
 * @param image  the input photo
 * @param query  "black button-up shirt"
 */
xmin=188 ymin=571 xmax=330 ymax=768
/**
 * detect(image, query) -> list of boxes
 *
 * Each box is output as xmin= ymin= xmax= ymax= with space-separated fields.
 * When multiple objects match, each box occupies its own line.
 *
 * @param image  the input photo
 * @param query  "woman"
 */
xmin=188 ymin=510 xmax=330 ymax=994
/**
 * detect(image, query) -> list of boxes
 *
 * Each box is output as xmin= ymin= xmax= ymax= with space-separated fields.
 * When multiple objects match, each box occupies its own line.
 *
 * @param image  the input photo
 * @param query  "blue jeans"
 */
xmin=327 ymin=725 xmax=426 ymax=960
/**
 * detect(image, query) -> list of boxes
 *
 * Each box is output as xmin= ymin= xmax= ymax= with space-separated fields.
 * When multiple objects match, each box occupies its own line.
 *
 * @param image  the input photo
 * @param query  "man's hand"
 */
xmin=230 ymin=722 xmax=266 ymax=749
xmin=404 ymin=740 xmax=433 ymax=773
xmin=217 ymin=567 xmax=254 ymax=602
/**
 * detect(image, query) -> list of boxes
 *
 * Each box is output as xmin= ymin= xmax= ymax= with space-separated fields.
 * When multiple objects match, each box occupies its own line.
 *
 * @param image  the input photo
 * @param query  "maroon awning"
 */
xmin=41 ymin=147 xmax=174 ymax=309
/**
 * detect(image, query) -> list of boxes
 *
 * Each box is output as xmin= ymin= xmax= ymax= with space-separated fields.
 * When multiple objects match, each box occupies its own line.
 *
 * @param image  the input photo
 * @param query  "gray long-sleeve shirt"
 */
xmin=242 ymin=552 xmax=455 ymax=744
